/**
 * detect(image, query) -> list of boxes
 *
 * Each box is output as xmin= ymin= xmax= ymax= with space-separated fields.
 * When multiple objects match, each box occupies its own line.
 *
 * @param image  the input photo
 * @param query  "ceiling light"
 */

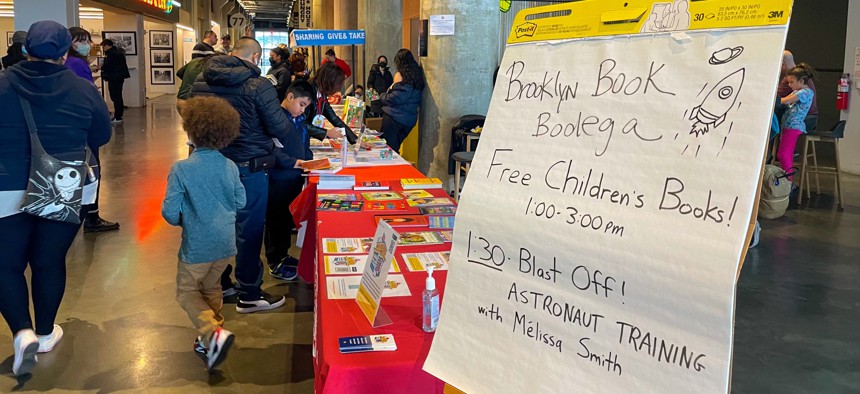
xmin=172 ymin=0 xmax=181 ymax=6
xmin=176 ymin=23 xmax=195 ymax=31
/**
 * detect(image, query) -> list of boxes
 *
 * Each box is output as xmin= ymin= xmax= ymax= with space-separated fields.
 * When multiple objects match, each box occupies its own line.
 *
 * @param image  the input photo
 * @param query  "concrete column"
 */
xmin=841 ymin=1 xmax=860 ymax=174
xmin=103 ymin=11 xmax=146 ymax=108
xmin=14 ymin=0 xmax=78 ymax=30
xmin=333 ymin=0 xmax=358 ymax=89
xmin=418 ymin=0 xmax=500 ymax=180
xmin=360 ymin=0 xmax=402 ymax=88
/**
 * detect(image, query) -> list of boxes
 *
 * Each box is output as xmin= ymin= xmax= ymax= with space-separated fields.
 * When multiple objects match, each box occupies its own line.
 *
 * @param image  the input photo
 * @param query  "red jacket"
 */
xmin=322 ymin=57 xmax=352 ymax=78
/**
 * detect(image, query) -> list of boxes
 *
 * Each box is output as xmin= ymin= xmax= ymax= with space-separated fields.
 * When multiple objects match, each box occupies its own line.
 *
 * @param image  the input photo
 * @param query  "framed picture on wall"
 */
xmin=151 ymin=49 xmax=174 ymax=67
xmin=6 ymin=32 xmax=14 ymax=47
xmin=102 ymin=31 xmax=137 ymax=56
xmin=149 ymin=30 xmax=173 ymax=49
xmin=150 ymin=67 xmax=175 ymax=85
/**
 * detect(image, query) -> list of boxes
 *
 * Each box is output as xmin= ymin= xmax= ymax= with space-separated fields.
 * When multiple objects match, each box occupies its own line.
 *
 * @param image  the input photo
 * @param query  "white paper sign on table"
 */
xmin=422 ymin=26 xmax=787 ymax=394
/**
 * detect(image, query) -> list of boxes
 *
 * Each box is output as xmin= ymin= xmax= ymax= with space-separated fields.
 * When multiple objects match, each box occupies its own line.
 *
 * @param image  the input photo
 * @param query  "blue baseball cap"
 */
xmin=25 ymin=20 xmax=72 ymax=60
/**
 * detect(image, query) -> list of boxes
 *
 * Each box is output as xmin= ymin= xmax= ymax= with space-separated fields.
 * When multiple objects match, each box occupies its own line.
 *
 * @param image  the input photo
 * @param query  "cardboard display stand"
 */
xmin=423 ymin=0 xmax=792 ymax=393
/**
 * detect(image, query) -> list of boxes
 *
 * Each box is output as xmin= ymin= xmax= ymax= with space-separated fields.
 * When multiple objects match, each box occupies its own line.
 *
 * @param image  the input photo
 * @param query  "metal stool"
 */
xmin=451 ymin=151 xmax=474 ymax=203
xmin=797 ymin=120 xmax=846 ymax=209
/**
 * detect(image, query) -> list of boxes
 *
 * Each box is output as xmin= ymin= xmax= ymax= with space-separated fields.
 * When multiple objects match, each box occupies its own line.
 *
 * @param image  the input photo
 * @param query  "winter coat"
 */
xmin=381 ymin=82 xmax=423 ymax=128
xmin=176 ymin=57 xmax=207 ymax=100
xmin=302 ymin=92 xmax=357 ymax=144
xmin=100 ymin=46 xmax=130 ymax=82
xmin=192 ymin=42 xmax=216 ymax=59
xmin=367 ymin=64 xmax=393 ymax=115
xmin=190 ymin=55 xmax=301 ymax=165
xmin=267 ymin=62 xmax=293 ymax=102
xmin=0 ymin=61 xmax=112 ymax=194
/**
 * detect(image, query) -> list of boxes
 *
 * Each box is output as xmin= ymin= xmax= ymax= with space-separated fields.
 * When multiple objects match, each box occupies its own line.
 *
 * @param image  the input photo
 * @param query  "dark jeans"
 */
xmin=107 ymin=79 xmax=125 ymax=120
xmin=382 ymin=114 xmax=413 ymax=153
xmin=0 ymin=212 xmax=83 ymax=335
xmin=264 ymin=174 xmax=304 ymax=270
xmin=232 ymin=167 xmax=268 ymax=300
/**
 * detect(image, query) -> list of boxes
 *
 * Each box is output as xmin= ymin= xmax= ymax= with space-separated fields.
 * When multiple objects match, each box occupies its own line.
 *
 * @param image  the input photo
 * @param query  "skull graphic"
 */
xmin=54 ymin=167 xmax=80 ymax=201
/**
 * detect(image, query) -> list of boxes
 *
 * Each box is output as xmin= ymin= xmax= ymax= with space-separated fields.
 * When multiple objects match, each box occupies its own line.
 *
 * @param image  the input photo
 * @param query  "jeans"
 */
xmin=107 ymin=79 xmax=125 ymax=119
xmin=264 ymin=174 xmax=304 ymax=270
xmin=233 ymin=167 xmax=268 ymax=300
xmin=382 ymin=114 xmax=413 ymax=153
xmin=0 ymin=212 xmax=82 ymax=335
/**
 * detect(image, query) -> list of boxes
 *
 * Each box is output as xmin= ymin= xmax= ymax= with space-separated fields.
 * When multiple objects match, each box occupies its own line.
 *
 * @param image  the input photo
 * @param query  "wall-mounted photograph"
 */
xmin=102 ymin=31 xmax=137 ymax=56
xmin=149 ymin=30 xmax=173 ymax=49
xmin=150 ymin=67 xmax=175 ymax=85
xmin=151 ymin=49 xmax=174 ymax=67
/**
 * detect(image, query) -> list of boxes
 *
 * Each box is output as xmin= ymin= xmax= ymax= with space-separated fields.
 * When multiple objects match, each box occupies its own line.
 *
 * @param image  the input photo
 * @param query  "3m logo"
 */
xmin=768 ymin=10 xmax=784 ymax=18
xmin=515 ymin=22 xmax=537 ymax=38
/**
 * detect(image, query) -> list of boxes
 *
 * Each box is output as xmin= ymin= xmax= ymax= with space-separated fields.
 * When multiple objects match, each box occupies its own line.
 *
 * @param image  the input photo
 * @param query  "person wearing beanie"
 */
xmin=1 ymin=31 xmax=27 ymax=70
xmin=0 ymin=20 xmax=112 ymax=377
xmin=99 ymin=38 xmax=130 ymax=123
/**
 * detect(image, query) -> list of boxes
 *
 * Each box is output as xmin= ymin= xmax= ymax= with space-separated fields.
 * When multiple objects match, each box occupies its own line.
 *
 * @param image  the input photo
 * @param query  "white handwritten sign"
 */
xmin=423 ymin=27 xmax=787 ymax=392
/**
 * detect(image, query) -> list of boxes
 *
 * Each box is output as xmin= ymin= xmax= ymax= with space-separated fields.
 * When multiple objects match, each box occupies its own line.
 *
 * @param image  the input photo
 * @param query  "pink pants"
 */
xmin=777 ymin=128 xmax=803 ymax=178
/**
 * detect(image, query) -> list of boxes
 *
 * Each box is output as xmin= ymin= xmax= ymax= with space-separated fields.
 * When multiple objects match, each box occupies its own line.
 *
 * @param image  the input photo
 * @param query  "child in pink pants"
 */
xmin=777 ymin=64 xmax=816 ymax=178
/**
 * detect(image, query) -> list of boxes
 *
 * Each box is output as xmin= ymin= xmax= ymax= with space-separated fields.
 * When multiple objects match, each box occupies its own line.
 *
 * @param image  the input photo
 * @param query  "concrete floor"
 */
xmin=0 ymin=95 xmax=858 ymax=392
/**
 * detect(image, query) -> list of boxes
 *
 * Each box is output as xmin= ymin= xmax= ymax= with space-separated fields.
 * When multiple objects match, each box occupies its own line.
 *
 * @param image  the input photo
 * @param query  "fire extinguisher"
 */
xmin=837 ymin=73 xmax=851 ymax=111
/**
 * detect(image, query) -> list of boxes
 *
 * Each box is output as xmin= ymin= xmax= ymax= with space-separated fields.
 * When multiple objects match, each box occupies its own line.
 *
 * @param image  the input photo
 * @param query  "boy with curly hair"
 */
xmin=161 ymin=96 xmax=245 ymax=371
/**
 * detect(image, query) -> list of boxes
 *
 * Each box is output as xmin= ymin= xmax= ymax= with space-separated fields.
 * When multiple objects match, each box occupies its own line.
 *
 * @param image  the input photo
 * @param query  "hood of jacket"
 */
xmin=5 ymin=61 xmax=78 ymax=106
xmin=204 ymin=55 xmax=261 ymax=87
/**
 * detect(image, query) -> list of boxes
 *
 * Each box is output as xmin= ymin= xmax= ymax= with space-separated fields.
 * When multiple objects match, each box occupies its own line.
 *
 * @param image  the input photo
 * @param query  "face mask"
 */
xmin=269 ymin=57 xmax=279 ymax=66
xmin=76 ymin=44 xmax=91 ymax=56
xmin=379 ymin=62 xmax=387 ymax=68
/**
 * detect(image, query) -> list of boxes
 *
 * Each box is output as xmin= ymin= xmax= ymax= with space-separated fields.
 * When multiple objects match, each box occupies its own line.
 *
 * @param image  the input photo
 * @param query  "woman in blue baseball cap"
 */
xmin=0 ymin=20 xmax=112 ymax=377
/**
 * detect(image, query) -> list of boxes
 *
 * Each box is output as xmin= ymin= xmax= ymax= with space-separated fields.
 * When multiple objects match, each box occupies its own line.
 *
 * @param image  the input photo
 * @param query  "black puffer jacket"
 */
xmin=303 ymin=92 xmax=358 ymax=144
xmin=191 ymin=55 xmax=300 ymax=165
xmin=267 ymin=62 xmax=292 ymax=102
xmin=381 ymin=82 xmax=423 ymax=128
xmin=101 ymin=46 xmax=130 ymax=82
xmin=367 ymin=64 xmax=393 ymax=114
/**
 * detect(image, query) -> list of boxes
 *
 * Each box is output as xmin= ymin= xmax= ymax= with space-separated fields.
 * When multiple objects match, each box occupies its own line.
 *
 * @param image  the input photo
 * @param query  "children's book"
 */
xmin=397 ymin=231 xmax=446 ymax=246
xmin=362 ymin=192 xmax=402 ymax=201
xmin=419 ymin=206 xmax=457 ymax=215
xmin=318 ymin=193 xmax=360 ymax=201
xmin=323 ymin=255 xmax=400 ymax=275
xmin=322 ymin=237 xmax=374 ymax=254
xmin=401 ymin=178 xmax=444 ymax=189
xmin=400 ymin=189 xmax=434 ymax=199
xmin=402 ymin=252 xmax=451 ymax=272
xmin=354 ymin=181 xmax=390 ymax=191
xmin=406 ymin=197 xmax=455 ymax=207
xmin=365 ymin=200 xmax=410 ymax=211
xmin=318 ymin=200 xmax=364 ymax=212
xmin=428 ymin=215 xmax=455 ymax=229
xmin=375 ymin=215 xmax=429 ymax=228
xmin=301 ymin=158 xmax=332 ymax=171
xmin=436 ymin=230 xmax=454 ymax=243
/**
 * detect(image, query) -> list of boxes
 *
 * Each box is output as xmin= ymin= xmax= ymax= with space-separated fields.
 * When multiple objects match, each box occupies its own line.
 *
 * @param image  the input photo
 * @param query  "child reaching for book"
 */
xmin=161 ymin=96 xmax=245 ymax=371
xmin=777 ymin=63 xmax=816 ymax=179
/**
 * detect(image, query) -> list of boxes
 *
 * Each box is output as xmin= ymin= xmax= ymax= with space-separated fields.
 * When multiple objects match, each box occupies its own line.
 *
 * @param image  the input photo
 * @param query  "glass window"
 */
xmin=254 ymin=30 xmax=291 ymax=75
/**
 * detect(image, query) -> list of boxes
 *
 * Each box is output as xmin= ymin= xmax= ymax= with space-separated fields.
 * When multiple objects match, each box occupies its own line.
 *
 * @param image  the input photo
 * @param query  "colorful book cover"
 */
xmin=406 ymin=197 xmax=455 ymax=207
xmin=362 ymin=192 xmax=402 ymax=201
xmin=318 ymin=193 xmax=360 ymax=201
xmin=397 ymin=231 xmax=446 ymax=246
xmin=428 ymin=215 xmax=455 ymax=229
xmin=436 ymin=230 xmax=454 ymax=243
xmin=400 ymin=178 xmax=444 ymax=189
xmin=403 ymin=252 xmax=451 ymax=272
xmin=322 ymin=237 xmax=374 ymax=254
xmin=354 ymin=181 xmax=390 ymax=191
xmin=365 ymin=201 xmax=410 ymax=211
xmin=400 ymin=189 xmax=434 ymax=199
xmin=419 ymin=206 xmax=457 ymax=215
xmin=323 ymin=255 xmax=400 ymax=275
xmin=318 ymin=200 xmax=364 ymax=212
xmin=375 ymin=215 xmax=430 ymax=228
xmin=340 ymin=96 xmax=365 ymax=129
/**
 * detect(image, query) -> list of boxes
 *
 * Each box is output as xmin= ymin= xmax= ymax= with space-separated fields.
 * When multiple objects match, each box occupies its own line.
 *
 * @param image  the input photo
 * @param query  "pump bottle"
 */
xmin=422 ymin=267 xmax=440 ymax=332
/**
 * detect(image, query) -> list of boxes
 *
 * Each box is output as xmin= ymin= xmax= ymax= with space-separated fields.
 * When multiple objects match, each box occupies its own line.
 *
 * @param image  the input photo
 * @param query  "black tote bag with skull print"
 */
xmin=17 ymin=97 xmax=89 ymax=224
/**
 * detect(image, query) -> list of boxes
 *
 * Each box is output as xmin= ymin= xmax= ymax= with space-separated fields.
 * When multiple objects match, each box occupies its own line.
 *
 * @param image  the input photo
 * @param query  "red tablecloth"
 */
xmin=291 ymin=165 xmax=450 ymax=394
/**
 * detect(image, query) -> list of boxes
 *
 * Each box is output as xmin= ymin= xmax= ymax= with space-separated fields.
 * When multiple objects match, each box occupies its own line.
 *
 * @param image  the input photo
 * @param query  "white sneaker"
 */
xmin=13 ymin=329 xmax=39 ymax=376
xmin=37 ymin=325 xmax=64 ymax=353
xmin=236 ymin=293 xmax=286 ymax=314
xmin=207 ymin=328 xmax=234 ymax=371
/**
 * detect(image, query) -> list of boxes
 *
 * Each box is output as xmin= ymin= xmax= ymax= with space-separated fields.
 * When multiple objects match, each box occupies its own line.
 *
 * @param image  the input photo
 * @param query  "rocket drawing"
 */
xmin=689 ymin=68 xmax=745 ymax=137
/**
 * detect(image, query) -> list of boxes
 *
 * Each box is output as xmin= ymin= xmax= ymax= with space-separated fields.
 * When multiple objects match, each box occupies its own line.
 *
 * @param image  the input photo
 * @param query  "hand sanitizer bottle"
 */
xmin=422 ymin=266 xmax=440 ymax=333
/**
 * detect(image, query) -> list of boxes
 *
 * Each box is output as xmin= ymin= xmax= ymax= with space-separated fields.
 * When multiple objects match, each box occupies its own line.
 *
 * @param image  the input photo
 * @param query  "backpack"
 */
xmin=758 ymin=164 xmax=792 ymax=219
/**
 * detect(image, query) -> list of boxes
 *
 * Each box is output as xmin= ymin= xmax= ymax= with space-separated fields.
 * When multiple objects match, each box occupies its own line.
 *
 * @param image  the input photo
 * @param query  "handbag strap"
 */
xmin=19 ymin=96 xmax=38 ymax=136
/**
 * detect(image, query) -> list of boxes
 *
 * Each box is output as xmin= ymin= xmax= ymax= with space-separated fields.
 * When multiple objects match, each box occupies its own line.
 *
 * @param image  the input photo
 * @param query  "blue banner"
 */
xmin=292 ymin=30 xmax=366 ymax=46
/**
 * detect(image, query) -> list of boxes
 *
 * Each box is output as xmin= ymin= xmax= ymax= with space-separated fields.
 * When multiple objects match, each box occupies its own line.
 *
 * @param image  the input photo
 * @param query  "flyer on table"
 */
xmin=423 ymin=0 xmax=792 ymax=392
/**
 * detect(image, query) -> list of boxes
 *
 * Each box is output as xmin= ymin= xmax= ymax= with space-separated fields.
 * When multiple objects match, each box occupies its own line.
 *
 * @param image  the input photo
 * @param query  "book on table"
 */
xmin=362 ymin=192 xmax=402 ymax=201
xmin=318 ymin=175 xmax=355 ymax=190
xmin=406 ymin=197 xmax=455 ymax=207
xmin=397 ymin=231 xmax=446 ymax=246
xmin=300 ymin=158 xmax=332 ymax=171
xmin=400 ymin=189 xmax=434 ymax=199
xmin=354 ymin=181 xmax=390 ymax=191
xmin=318 ymin=193 xmax=361 ymax=201
xmin=400 ymin=178 xmax=444 ymax=189
xmin=419 ymin=206 xmax=457 ymax=215
xmin=318 ymin=200 xmax=364 ymax=212
xmin=428 ymin=215 xmax=455 ymax=229
xmin=365 ymin=200 xmax=410 ymax=211
xmin=375 ymin=215 xmax=430 ymax=228
xmin=338 ymin=334 xmax=397 ymax=354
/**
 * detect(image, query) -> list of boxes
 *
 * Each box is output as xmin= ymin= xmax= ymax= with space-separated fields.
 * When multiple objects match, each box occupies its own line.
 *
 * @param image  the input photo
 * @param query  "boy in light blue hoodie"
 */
xmin=162 ymin=96 xmax=245 ymax=371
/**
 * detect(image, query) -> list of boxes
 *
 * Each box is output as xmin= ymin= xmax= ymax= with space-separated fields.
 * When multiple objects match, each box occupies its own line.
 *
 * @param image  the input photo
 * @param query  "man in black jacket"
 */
xmin=191 ymin=36 xmax=302 ymax=313
xmin=192 ymin=30 xmax=218 ymax=59
xmin=99 ymin=39 xmax=130 ymax=123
